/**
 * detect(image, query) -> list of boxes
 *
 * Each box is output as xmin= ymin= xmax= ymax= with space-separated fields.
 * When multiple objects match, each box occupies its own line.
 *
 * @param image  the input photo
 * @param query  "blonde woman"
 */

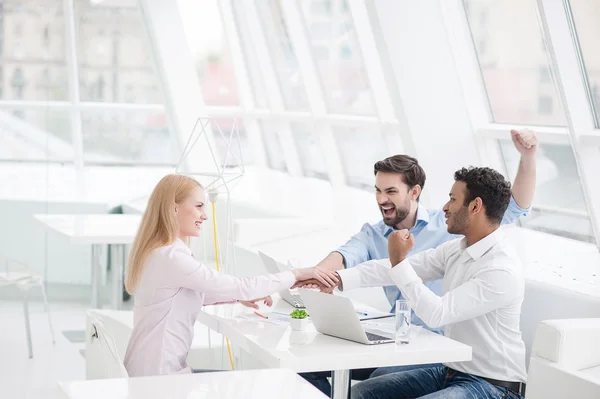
xmin=123 ymin=174 xmax=338 ymax=377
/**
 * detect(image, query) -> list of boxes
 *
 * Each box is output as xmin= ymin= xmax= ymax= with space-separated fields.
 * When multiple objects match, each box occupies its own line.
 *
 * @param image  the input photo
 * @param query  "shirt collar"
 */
xmin=173 ymin=237 xmax=193 ymax=255
xmin=382 ymin=203 xmax=430 ymax=236
xmin=462 ymin=228 xmax=505 ymax=261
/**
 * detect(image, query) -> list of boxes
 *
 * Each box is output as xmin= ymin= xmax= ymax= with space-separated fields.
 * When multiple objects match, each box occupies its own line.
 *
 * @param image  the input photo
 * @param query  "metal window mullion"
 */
xmin=138 ymin=0 xmax=219 ymax=172
xmin=219 ymin=0 xmax=267 ymax=168
xmin=360 ymin=0 xmax=416 ymax=157
xmin=347 ymin=0 xmax=396 ymax=123
xmin=280 ymin=0 xmax=344 ymax=185
xmin=438 ymin=1 xmax=511 ymax=181
xmin=538 ymin=0 xmax=600 ymax=249
xmin=242 ymin=0 xmax=302 ymax=176
xmin=63 ymin=0 xmax=85 ymax=197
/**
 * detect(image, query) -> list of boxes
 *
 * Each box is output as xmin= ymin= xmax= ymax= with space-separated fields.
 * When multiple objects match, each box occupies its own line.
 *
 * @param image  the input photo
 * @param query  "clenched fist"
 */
xmin=388 ymin=229 xmax=415 ymax=267
xmin=510 ymin=128 xmax=538 ymax=156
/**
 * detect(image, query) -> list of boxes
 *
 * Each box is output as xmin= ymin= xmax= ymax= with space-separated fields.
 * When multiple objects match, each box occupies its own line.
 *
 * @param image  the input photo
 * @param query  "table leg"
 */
xmin=111 ymin=244 xmax=124 ymax=309
xmin=91 ymin=244 xmax=101 ymax=308
xmin=331 ymin=369 xmax=351 ymax=399
xmin=23 ymin=289 xmax=33 ymax=358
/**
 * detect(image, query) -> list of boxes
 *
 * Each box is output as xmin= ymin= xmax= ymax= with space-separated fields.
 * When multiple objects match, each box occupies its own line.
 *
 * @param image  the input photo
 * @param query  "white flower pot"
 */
xmin=290 ymin=318 xmax=308 ymax=331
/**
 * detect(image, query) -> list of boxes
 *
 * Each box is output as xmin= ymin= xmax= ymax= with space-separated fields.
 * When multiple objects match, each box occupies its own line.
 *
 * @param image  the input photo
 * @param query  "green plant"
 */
xmin=290 ymin=309 xmax=308 ymax=319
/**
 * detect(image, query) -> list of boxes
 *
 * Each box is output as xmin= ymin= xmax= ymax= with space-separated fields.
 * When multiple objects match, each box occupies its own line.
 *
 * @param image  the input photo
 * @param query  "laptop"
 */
xmin=299 ymin=289 xmax=394 ymax=345
xmin=258 ymin=251 xmax=305 ymax=308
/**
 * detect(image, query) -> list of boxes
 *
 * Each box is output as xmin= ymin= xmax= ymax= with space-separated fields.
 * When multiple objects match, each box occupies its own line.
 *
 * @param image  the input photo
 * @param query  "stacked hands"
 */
xmin=239 ymin=266 xmax=340 ymax=308
xmin=290 ymin=229 xmax=417 ymax=293
xmin=241 ymin=129 xmax=536 ymax=303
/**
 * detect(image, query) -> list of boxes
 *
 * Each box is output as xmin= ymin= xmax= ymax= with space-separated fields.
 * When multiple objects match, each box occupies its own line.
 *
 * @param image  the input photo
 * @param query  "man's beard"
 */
xmin=447 ymin=206 xmax=469 ymax=234
xmin=381 ymin=203 xmax=410 ymax=227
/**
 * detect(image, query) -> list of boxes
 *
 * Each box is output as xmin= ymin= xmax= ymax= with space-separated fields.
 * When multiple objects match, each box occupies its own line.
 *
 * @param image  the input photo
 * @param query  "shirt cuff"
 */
xmin=389 ymin=259 xmax=421 ymax=290
xmin=335 ymin=267 xmax=362 ymax=292
xmin=510 ymin=195 xmax=531 ymax=215
xmin=279 ymin=271 xmax=296 ymax=288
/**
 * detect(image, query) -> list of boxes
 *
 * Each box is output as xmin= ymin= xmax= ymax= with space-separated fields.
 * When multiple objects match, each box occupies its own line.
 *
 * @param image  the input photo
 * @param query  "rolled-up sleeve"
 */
xmin=501 ymin=196 xmax=531 ymax=225
xmin=335 ymin=223 xmax=374 ymax=268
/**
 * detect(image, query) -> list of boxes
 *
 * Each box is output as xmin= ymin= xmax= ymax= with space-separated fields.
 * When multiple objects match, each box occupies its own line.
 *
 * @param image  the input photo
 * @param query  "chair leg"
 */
xmin=40 ymin=282 xmax=56 ymax=344
xmin=22 ymin=289 xmax=33 ymax=358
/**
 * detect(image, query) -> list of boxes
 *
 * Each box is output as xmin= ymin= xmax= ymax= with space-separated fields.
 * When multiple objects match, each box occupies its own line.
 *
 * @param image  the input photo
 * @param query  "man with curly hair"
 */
xmin=345 ymin=166 xmax=527 ymax=399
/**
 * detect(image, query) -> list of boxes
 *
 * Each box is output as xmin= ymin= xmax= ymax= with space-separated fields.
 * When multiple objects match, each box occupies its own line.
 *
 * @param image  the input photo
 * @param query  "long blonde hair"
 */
xmin=125 ymin=174 xmax=202 ymax=294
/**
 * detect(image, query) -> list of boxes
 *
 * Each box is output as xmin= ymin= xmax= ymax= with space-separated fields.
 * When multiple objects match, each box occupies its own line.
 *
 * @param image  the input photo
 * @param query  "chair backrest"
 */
xmin=520 ymin=280 xmax=600 ymax=367
xmin=88 ymin=315 xmax=129 ymax=379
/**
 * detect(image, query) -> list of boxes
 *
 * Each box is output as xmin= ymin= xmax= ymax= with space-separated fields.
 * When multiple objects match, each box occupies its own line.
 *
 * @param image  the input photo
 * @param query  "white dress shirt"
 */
xmin=336 ymin=228 xmax=527 ymax=383
xmin=124 ymin=238 xmax=295 ymax=377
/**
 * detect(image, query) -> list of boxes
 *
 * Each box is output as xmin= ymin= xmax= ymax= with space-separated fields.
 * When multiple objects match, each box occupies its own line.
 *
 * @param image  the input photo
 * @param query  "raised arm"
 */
xmin=509 ymin=128 xmax=537 ymax=210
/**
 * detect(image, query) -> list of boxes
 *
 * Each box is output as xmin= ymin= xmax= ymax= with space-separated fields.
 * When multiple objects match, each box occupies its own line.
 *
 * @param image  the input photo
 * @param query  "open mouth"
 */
xmin=381 ymin=206 xmax=396 ymax=218
xmin=195 ymin=221 xmax=202 ymax=228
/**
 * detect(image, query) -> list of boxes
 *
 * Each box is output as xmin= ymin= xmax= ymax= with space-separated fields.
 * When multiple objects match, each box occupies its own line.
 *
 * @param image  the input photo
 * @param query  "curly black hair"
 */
xmin=454 ymin=166 xmax=511 ymax=224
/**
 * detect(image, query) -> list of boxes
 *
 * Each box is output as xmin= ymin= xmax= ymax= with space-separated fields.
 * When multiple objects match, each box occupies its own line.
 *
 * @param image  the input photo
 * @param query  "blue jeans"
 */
xmin=301 ymin=363 xmax=442 ymax=397
xmin=352 ymin=365 xmax=524 ymax=399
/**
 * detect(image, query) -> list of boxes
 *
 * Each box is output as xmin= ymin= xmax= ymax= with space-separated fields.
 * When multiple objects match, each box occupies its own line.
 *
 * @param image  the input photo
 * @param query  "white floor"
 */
xmin=0 ymin=300 xmax=91 ymax=399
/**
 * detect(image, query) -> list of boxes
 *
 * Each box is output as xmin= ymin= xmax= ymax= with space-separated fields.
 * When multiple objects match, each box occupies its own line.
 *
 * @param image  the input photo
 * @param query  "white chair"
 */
xmin=0 ymin=254 xmax=55 ymax=358
xmin=87 ymin=314 xmax=129 ymax=379
xmin=526 ymin=318 xmax=600 ymax=399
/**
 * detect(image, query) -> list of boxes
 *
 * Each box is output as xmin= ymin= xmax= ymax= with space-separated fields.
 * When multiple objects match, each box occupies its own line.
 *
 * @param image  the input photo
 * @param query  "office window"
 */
xmin=255 ymin=0 xmax=310 ymax=111
xmin=568 ymin=0 xmax=600 ymax=126
xmin=260 ymin=121 xmax=288 ymax=172
xmin=81 ymin=110 xmax=175 ymax=165
xmin=0 ymin=1 xmax=68 ymax=101
xmin=538 ymin=96 xmax=553 ymax=115
xmin=291 ymin=122 xmax=329 ymax=180
xmin=75 ymin=0 xmax=163 ymax=104
xmin=210 ymin=118 xmax=253 ymax=168
xmin=500 ymin=141 xmax=593 ymax=243
xmin=334 ymin=125 xmax=388 ymax=190
xmin=231 ymin=1 xmax=268 ymax=109
xmin=299 ymin=0 xmax=375 ymax=115
xmin=463 ymin=0 xmax=566 ymax=126
xmin=0 ymin=108 xmax=72 ymax=162
xmin=539 ymin=66 xmax=552 ymax=84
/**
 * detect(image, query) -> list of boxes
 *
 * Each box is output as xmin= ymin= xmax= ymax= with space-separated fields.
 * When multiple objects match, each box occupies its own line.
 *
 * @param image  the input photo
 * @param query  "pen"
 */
xmin=356 ymin=311 xmax=368 ymax=316
xmin=254 ymin=311 xmax=268 ymax=319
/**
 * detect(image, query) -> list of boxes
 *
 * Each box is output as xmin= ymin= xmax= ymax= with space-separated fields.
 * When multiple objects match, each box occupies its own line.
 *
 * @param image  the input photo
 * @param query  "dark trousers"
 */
xmin=301 ymin=363 xmax=443 ymax=397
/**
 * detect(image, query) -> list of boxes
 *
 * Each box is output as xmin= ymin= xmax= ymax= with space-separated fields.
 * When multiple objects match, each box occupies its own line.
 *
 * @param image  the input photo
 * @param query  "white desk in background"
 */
xmin=33 ymin=214 xmax=141 ymax=310
xmin=56 ymin=368 xmax=328 ymax=399
xmin=198 ymin=294 xmax=472 ymax=399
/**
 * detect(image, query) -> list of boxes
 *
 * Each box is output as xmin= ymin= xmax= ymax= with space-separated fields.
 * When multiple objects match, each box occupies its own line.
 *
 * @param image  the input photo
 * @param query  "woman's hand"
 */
xmin=240 ymin=295 xmax=273 ymax=309
xmin=292 ymin=266 xmax=339 ymax=288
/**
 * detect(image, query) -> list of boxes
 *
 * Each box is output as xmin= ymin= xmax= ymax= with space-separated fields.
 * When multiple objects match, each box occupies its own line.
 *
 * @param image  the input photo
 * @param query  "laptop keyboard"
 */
xmin=291 ymin=294 xmax=305 ymax=307
xmin=365 ymin=331 xmax=391 ymax=342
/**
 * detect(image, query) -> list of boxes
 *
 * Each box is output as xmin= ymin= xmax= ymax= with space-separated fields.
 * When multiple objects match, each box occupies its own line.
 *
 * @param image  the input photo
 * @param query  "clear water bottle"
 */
xmin=395 ymin=299 xmax=411 ymax=344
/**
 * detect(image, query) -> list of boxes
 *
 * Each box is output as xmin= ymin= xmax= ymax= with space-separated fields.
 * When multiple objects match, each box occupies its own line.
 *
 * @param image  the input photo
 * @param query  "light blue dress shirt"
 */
xmin=335 ymin=196 xmax=529 ymax=333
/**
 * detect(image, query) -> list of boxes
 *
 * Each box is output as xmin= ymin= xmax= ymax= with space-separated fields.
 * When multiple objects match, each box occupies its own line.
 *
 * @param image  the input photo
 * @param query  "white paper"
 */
xmin=235 ymin=311 xmax=291 ymax=327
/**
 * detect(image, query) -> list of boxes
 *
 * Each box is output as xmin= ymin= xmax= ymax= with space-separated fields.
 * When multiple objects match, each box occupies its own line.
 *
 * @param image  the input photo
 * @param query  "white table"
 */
xmin=34 ymin=214 xmax=141 ymax=309
xmin=56 ymin=368 xmax=327 ymax=399
xmin=198 ymin=295 xmax=472 ymax=399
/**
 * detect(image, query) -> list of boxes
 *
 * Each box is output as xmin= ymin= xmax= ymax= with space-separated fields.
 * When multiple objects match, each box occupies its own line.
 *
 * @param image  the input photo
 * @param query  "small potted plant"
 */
xmin=290 ymin=309 xmax=309 ymax=331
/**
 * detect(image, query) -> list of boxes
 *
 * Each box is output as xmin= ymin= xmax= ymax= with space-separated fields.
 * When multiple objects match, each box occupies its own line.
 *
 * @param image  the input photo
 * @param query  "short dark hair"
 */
xmin=374 ymin=155 xmax=426 ymax=198
xmin=454 ymin=166 xmax=511 ymax=224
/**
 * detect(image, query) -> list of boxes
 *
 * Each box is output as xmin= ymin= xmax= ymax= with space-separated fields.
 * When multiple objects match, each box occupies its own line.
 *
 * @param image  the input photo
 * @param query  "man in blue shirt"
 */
xmin=299 ymin=129 xmax=538 ymax=396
